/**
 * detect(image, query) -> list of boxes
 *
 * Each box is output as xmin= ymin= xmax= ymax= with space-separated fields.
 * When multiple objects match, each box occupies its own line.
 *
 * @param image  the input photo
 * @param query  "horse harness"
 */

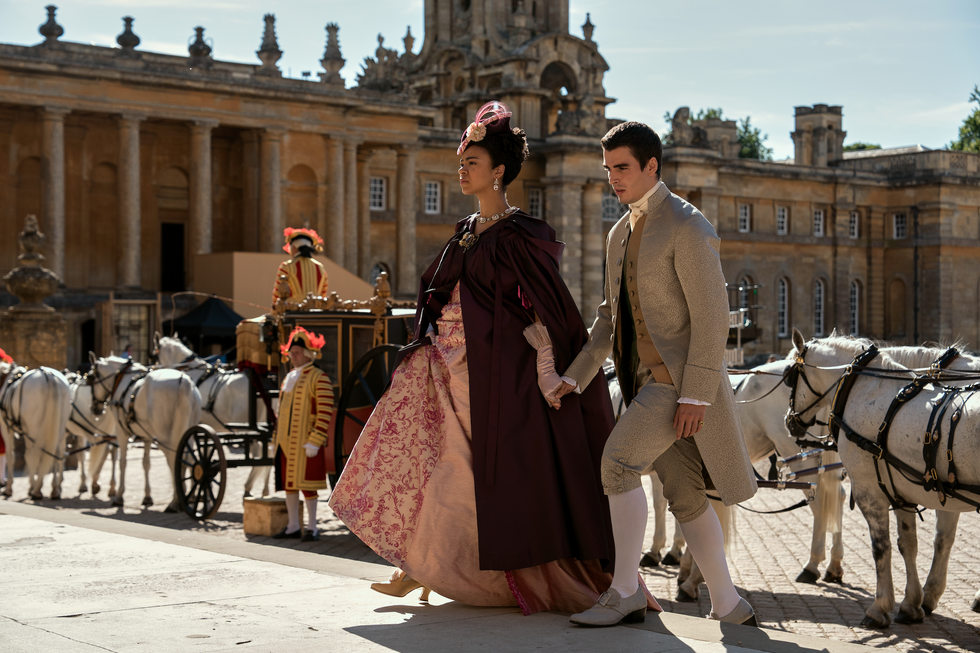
xmin=793 ymin=343 xmax=980 ymax=513
xmin=86 ymin=360 xmax=168 ymax=450
xmin=0 ymin=366 xmax=65 ymax=461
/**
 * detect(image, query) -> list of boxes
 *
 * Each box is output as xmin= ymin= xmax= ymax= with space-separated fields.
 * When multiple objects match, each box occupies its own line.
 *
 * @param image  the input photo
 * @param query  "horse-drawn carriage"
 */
xmin=172 ymin=275 xmax=416 ymax=520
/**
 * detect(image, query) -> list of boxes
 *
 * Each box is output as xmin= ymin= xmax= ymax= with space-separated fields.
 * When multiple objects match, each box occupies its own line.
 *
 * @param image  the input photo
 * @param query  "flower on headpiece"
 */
xmin=466 ymin=122 xmax=487 ymax=143
xmin=457 ymin=100 xmax=514 ymax=156
xmin=0 ymin=348 xmax=12 ymax=364
xmin=282 ymin=227 xmax=324 ymax=254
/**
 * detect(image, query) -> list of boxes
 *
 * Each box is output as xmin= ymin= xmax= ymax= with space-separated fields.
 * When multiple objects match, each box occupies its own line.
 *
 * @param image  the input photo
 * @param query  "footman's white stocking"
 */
xmin=305 ymin=495 xmax=318 ymax=533
xmin=285 ymin=491 xmax=301 ymax=532
xmin=608 ymin=486 xmax=647 ymax=599
xmin=678 ymin=503 xmax=739 ymax=617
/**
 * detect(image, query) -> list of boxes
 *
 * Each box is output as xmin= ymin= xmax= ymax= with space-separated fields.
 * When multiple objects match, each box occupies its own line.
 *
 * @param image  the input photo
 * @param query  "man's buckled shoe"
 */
xmin=569 ymin=587 xmax=646 ymax=627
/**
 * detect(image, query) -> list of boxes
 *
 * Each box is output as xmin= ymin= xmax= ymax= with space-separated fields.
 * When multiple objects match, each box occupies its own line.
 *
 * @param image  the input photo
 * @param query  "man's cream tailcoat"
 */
xmin=565 ymin=182 xmax=756 ymax=505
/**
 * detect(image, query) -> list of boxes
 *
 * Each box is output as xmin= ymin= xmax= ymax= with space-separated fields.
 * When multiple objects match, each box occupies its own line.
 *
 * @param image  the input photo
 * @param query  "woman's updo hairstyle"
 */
xmin=457 ymin=101 xmax=529 ymax=187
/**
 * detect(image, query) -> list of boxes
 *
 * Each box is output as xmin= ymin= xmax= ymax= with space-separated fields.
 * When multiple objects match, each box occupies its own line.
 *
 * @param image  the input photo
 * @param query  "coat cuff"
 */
xmin=307 ymin=431 xmax=328 ymax=448
xmin=564 ymin=351 xmax=601 ymax=391
xmin=680 ymin=363 xmax=722 ymax=405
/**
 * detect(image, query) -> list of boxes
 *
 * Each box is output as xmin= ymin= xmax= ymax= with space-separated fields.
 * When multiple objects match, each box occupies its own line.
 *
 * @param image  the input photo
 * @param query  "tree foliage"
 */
xmin=843 ymin=142 xmax=881 ymax=151
xmin=662 ymin=108 xmax=773 ymax=160
xmin=949 ymin=84 xmax=980 ymax=153
xmin=736 ymin=116 xmax=773 ymax=161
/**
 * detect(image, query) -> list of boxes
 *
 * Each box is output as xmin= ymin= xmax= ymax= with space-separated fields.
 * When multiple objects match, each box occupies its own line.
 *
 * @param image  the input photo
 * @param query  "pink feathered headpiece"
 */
xmin=282 ymin=227 xmax=324 ymax=254
xmin=457 ymin=101 xmax=513 ymax=156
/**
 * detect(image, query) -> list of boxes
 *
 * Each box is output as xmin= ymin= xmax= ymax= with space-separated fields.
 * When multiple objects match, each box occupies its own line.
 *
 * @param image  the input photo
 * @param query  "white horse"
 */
xmin=786 ymin=328 xmax=980 ymax=628
xmin=0 ymin=363 xmax=71 ymax=500
xmin=153 ymin=334 xmax=272 ymax=497
xmin=87 ymin=354 xmax=202 ymax=511
xmin=65 ymin=372 xmax=119 ymax=498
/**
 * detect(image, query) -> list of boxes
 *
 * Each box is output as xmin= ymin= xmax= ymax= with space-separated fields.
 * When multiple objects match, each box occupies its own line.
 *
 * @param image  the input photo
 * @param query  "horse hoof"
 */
xmin=111 ymin=496 xmax=124 ymax=507
xmin=29 ymin=493 xmax=43 ymax=501
xmin=164 ymin=504 xmax=179 ymax=514
xmin=92 ymin=483 xmax=101 ymax=495
xmin=675 ymin=587 xmax=698 ymax=603
xmin=922 ymin=603 xmax=935 ymax=616
xmin=796 ymin=569 xmax=820 ymax=584
xmin=243 ymin=491 xmax=252 ymax=498
xmin=971 ymin=596 xmax=980 ymax=613
xmin=639 ymin=552 xmax=661 ymax=568
xmin=107 ymin=489 xmax=116 ymax=498
xmin=50 ymin=493 xmax=61 ymax=501
xmin=823 ymin=570 xmax=843 ymax=584
xmin=894 ymin=610 xmax=924 ymax=625
xmin=662 ymin=552 xmax=681 ymax=566
xmin=860 ymin=615 xmax=890 ymax=629
xmin=78 ymin=484 xmax=88 ymax=494
xmin=142 ymin=497 xmax=153 ymax=507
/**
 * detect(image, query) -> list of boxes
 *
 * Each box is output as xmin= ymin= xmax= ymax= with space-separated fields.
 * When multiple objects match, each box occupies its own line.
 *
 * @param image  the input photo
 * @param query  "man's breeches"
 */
xmin=601 ymin=381 xmax=709 ymax=523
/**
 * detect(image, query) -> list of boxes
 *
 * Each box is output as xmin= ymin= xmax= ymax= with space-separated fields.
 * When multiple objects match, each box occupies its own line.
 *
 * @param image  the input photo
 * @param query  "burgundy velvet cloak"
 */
xmin=396 ymin=212 xmax=616 ymax=571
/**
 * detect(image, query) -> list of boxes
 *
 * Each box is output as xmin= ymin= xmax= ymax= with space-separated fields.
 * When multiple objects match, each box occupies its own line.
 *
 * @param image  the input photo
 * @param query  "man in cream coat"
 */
xmin=560 ymin=121 xmax=758 ymax=627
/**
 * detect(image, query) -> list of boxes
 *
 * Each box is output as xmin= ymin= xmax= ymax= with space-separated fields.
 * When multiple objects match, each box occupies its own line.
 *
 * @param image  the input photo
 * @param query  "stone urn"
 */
xmin=3 ymin=214 xmax=60 ymax=312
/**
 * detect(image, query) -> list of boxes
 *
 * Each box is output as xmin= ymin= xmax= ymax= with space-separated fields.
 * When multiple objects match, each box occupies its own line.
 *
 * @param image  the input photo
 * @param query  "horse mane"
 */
xmin=159 ymin=335 xmax=194 ymax=360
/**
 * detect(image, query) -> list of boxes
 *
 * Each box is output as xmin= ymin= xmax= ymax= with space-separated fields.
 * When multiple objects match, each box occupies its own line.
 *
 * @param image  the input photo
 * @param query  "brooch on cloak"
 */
xmin=459 ymin=231 xmax=479 ymax=251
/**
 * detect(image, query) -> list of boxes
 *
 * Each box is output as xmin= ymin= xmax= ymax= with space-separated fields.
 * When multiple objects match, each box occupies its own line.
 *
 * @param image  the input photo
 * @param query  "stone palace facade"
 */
xmin=1 ymin=2 xmax=979 ymax=367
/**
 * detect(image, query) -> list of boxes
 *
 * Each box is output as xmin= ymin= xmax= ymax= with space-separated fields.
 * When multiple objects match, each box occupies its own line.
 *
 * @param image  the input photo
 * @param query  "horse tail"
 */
xmin=816 ymin=451 xmax=845 ymax=536
xmin=172 ymin=374 xmax=203 ymax=438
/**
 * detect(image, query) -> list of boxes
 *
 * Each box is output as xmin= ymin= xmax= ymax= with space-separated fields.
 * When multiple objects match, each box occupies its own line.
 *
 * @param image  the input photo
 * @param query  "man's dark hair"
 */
xmin=601 ymin=121 xmax=662 ymax=178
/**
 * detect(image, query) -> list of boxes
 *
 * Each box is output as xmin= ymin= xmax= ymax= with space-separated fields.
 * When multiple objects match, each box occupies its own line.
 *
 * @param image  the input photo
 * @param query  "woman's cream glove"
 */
xmin=303 ymin=443 xmax=319 ymax=458
xmin=523 ymin=322 xmax=563 ymax=410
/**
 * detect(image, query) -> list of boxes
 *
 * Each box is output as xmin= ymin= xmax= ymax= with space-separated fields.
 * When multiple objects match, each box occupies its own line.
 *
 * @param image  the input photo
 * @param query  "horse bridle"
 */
xmin=85 ymin=359 xmax=135 ymax=415
xmin=784 ymin=342 xmax=840 ymax=437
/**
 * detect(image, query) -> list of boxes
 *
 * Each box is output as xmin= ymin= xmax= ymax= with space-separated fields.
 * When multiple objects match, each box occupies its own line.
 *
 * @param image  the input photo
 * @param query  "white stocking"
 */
xmin=0 ymin=454 xmax=5 ymax=484
xmin=305 ymin=495 xmax=319 ymax=533
xmin=678 ymin=503 xmax=739 ymax=617
xmin=608 ymin=486 xmax=647 ymax=599
xmin=285 ymin=491 xmax=301 ymax=533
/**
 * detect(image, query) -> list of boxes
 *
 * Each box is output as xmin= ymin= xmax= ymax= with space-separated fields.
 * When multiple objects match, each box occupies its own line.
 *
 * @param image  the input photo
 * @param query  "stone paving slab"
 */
xmin=0 ymin=510 xmax=870 ymax=653
xmin=4 ymin=443 xmax=980 ymax=652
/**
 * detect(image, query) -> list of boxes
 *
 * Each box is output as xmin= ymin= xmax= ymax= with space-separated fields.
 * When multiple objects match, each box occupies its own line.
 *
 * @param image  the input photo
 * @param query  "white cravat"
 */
xmin=628 ymin=180 xmax=663 ymax=230
xmin=282 ymin=361 xmax=312 ymax=393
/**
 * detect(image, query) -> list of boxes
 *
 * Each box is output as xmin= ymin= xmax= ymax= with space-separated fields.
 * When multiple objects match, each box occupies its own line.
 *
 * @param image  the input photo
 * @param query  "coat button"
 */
xmin=638 ymin=333 xmax=644 ymax=339
xmin=628 ymin=276 xmax=633 ymax=282
xmin=616 ymin=258 xmax=622 ymax=266
xmin=621 ymin=239 xmax=626 ymax=246
xmin=612 ymin=297 xmax=617 ymax=304
xmin=609 ymin=334 xmax=614 ymax=342
xmin=629 ymin=261 xmax=633 ymax=268
xmin=614 ymin=277 xmax=620 ymax=285
xmin=629 ymin=291 xmax=635 ymax=297
xmin=632 ymin=304 xmax=638 ymax=311
xmin=636 ymin=318 xmax=642 ymax=324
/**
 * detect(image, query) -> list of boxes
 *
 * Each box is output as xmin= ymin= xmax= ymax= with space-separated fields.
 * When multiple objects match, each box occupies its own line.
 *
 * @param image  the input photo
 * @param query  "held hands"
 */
xmin=523 ymin=323 xmax=563 ymax=410
xmin=303 ymin=442 xmax=319 ymax=458
xmin=554 ymin=380 xmax=576 ymax=400
xmin=673 ymin=403 xmax=706 ymax=440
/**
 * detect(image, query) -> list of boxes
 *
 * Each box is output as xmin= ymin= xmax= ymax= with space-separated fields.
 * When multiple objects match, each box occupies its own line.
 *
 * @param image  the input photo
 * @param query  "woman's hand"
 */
xmin=523 ymin=323 xmax=563 ymax=410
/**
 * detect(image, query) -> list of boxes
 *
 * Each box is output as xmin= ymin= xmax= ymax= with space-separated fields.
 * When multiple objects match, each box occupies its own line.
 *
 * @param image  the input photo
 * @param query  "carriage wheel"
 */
xmin=174 ymin=425 xmax=227 ymax=520
xmin=331 ymin=344 xmax=400 ymax=486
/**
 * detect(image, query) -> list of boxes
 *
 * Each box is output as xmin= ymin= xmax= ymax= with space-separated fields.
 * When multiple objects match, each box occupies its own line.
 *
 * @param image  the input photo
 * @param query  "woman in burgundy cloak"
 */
xmin=329 ymin=102 xmax=659 ymax=616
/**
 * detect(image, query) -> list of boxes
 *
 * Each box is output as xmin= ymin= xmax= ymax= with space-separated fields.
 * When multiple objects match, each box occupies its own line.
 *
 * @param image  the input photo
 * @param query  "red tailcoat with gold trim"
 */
xmin=273 ymin=364 xmax=334 ymax=491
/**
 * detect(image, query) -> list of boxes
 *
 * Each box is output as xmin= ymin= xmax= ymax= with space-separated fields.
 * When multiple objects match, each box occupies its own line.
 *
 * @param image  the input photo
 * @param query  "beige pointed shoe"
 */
xmin=569 ymin=587 xmax=647 ymax=627
xmin=709 ymin=597 xmax=757 ymax=627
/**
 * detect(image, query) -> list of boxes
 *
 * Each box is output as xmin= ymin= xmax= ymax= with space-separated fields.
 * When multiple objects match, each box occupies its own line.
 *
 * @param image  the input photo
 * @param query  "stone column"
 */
xmin=396 ymin=145 xmax=418 ymax=294
xmin=357 ymin=150 xmax=372 ymax=279
xmin=241 ymin=131 xmax=260 ymax=252
xmin=259 ymin=129 xmax=284 ymax=252
xmin=544 ymin=179 xmax=585 ymax=309
xmin=325 ymin=136 xmax=345 ymax=265
xmin=581 ymin=181 xmax=605 ymax=321
xmin=343 ymin=139 xmax=360 ymax=274
xmin=41 ymin=106 xmax=70 ymax=280
xmin=190 ymin=120 xmax=216 ymax=258
xmin=117 ymin=113 xmax=144 ymax=288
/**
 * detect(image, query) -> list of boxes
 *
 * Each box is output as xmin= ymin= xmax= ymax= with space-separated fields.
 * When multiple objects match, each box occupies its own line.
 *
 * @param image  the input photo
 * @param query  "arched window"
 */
xmin=849 ymin=280 xmax=861 ymax=336
xmin=813 ymin=279 xmax=825 ymax=337
xmin=602 ymin=187 xmax=623 ymax=223
xmin=777 ymin=278 xmax=790 ymax=338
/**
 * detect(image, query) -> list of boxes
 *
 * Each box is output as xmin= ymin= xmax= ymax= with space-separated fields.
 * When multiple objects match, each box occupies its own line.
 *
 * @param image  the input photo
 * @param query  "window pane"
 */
xmin=369 ymin=177 xmax=386 ymax=211
xmin=849 ymin=211 xmax=859 ymax=239
xmin=529 ymin=188 xmax=543 ymax=219
xmin=601 ymin=189 xmax=621 ymax=222
xmin=813 ymin=209 xmax=824 ymax=237
xmin=776 ymin=206 xmax=787 ymax=235
xmin=738 ymin=204 xmax=750 ymax=233
xmin=894 ymin=213 xmax=907 ymax=239
xmin=814 ymin=279 xmax=824 ymax=337
xmin=424 ymin=181 xmax=440 ymax=214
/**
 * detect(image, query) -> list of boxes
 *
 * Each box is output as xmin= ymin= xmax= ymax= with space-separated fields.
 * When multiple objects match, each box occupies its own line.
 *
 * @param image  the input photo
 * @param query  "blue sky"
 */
xmin=2 ymin=0 xmax=977 ymax=160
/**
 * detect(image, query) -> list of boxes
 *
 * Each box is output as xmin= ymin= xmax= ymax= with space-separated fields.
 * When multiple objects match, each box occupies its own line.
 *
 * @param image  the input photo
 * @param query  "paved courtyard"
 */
xmin=4 ymin=443 xmax=979 ymax=653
